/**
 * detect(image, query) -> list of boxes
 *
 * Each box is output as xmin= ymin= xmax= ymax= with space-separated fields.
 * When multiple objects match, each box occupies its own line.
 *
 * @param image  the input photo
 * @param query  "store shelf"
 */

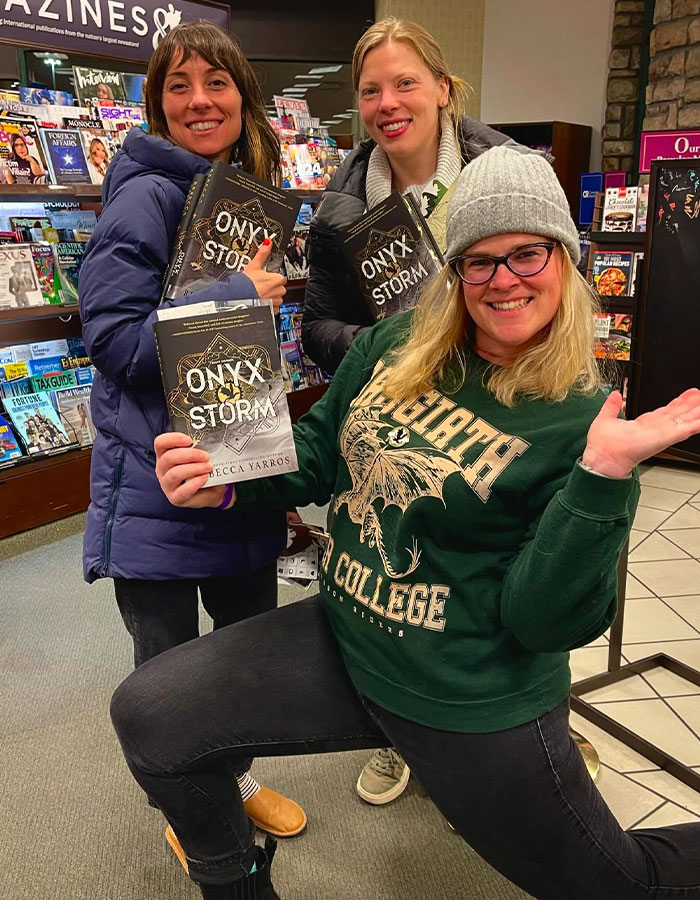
xmin=0 ymin=445 xmax=92 ymax=539
xmin=0 ymin=304 xmax=80 ymax=324
xmin=589 ymin=230 xmax=646 ymax=245
xmin=0 ymin=183 xmax=103 ymax=201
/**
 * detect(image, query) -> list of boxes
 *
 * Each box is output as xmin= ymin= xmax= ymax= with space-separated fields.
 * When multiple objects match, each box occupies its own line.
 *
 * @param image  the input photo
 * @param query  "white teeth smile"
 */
xmin=188 ymin=121 xmax=220 ymax=131
xmin=488 ymin=298 xmax=532 ymax=310
xmin=381 ymin=120 xmax=409 ymax=132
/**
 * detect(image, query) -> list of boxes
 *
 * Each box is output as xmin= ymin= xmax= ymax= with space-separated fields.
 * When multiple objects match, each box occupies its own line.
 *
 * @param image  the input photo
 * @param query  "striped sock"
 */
xmin=237 ymin=772 xmax=261 ymax=803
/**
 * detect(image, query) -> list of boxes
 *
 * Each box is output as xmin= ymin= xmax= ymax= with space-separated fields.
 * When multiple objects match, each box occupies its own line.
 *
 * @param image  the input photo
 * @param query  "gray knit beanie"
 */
xmin=445 ymin=146 xmax=580 ymax=265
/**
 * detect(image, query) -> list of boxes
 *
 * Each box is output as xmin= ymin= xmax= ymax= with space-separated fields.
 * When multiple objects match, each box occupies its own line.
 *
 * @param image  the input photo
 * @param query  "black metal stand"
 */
xmin=570 ymin=542 xmax=700 ymax=793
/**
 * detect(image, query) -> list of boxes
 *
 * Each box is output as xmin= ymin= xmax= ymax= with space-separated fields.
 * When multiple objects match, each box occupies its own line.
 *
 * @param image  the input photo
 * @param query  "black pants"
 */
xmin=111 ymin=595 xmax=700 ymax=899
xmin=113 ymin=565 xmax=278 ymax=668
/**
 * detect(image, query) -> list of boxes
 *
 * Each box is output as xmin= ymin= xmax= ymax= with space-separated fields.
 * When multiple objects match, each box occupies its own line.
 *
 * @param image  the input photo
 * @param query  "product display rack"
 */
xmin=0 ymin=183 xmax=329 ymax=539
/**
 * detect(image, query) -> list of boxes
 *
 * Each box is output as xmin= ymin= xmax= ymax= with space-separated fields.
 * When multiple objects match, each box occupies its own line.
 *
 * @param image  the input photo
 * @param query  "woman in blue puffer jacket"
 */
xmin=79 ymin=20 xmax=307 ymax=849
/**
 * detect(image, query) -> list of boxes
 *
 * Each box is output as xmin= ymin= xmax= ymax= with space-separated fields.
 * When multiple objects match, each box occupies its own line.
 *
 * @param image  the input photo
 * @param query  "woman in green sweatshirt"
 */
xmin=113 ymin=147 xmax=700 ymax=900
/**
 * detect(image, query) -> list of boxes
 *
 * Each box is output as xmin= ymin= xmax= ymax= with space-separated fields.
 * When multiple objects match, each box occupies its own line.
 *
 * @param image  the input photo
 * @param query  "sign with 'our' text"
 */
xmin=0 ymin=0 xmax=229 ymax=65
xmin=639 ymin=130 xmax=700 ymax=173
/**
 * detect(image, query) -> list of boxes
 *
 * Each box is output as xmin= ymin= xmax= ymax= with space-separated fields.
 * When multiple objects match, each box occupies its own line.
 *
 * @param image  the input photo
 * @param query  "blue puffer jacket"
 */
xmin=80 ymin=128 xmax=286 ymax=583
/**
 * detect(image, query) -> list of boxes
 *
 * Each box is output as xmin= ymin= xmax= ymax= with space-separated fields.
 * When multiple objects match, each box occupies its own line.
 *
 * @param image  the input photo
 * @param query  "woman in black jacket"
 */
xmin=301 ymin=17 xmax=533 ymax=378
xmin=301 ymin=16 xmax=536 ymax=804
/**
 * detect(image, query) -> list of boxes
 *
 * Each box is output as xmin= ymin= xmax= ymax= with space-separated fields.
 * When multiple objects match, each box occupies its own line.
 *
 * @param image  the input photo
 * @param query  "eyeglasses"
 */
xmin=448 ymin=242 xmax=557 ymax=285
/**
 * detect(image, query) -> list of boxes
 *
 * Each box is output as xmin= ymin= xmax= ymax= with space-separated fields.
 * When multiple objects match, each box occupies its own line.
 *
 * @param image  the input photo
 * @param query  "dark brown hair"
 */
xmin=145 ymin=20 xmax=280 ymax=183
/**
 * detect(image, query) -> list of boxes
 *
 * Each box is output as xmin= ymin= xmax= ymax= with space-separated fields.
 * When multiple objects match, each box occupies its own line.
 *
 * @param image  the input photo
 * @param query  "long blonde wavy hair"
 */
xmin=352 ymin=18 xmax=472 ymax=147
xmin=382 ymin=246 xmax=602 ymax=408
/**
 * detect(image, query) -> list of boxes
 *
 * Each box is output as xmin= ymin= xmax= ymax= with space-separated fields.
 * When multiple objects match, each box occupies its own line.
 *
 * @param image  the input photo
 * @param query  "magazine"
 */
xmin=594 ymin=313 xmax=633 ymax=361
xmin=153 ymin=302 xmax=298 ymax=485
xmin=72 ymin=67 xmax=126 ymax=106
xmin=40 ymin=128 xmax=91 ymax=184
xmin=54 ymin=242 xmax=86 ymax=304
xmin=52 ymin=384 xmax=95 ymax=448
xmin=3 ymin=391 xmax=75 ymax=455
xmin=0 ymin=243 xmax=44 ymax=308
xmin=591 ymin=251 xmax=634 ymax=297
xmin=0 ymin=118 xmax=50 ymax=184
xmin=77 ymin=129 xmax=115 ymax=185
xmin=0 ymin=412 xmax=23 ymax=467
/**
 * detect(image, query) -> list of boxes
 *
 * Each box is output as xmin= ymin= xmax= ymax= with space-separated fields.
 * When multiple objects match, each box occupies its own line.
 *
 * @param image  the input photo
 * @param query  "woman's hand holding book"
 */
xmin=154 ymin=433 xmax=236 ymax=509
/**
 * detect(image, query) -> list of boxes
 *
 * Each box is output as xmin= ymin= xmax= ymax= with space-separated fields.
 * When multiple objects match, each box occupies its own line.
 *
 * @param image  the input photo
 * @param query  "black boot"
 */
xmin=199 ymin=836 xmax=280 ymax=899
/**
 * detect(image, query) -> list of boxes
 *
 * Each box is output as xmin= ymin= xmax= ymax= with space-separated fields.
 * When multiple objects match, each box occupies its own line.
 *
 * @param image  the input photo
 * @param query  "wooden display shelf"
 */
xmin=0 ymin=183 xmax=102 ymax=201
xmin=0 ymin=304 xmax=80 ymax=323
xmin=589 ymin=230 xmax=646 ymax=246
xmin=0 ymin=446 xmax=92 ymax=539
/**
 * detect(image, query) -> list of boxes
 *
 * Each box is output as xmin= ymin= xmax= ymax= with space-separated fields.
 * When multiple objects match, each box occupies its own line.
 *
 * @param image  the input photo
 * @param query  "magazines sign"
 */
xmin=639 ymin=130 xmax=700 ymax=173
xmin=0 ymin=0 xmax=229 ymax=64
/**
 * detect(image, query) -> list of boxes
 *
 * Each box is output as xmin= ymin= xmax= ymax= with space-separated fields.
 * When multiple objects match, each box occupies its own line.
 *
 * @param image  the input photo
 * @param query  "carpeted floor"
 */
xmin=1 ymin=524 xmax=530 ymax=900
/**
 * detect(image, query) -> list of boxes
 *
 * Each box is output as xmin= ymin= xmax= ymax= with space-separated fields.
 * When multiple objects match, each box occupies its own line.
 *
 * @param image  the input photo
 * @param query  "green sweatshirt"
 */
xmin=237 ymin=314 xmax=640 ymax=732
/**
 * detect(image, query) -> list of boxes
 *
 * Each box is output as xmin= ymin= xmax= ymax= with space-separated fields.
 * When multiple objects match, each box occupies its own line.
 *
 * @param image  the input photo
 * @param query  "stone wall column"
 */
xmin=602 ymin=0 xmax=646 ymax=172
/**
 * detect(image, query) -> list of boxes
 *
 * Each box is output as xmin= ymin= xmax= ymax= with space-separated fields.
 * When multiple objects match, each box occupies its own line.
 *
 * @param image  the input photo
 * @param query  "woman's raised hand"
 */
xmin=582 ymin=389 xmax=700 ymax=479
xmin=242 ymin=239 xmax=287 ymax=313
xmin=154 ymin=433 xmax=236 ymax=508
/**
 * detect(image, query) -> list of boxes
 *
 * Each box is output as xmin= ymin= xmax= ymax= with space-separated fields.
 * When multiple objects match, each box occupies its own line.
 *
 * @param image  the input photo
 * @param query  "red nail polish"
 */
xmin=263 ymin=238 xmax=271 ymax=246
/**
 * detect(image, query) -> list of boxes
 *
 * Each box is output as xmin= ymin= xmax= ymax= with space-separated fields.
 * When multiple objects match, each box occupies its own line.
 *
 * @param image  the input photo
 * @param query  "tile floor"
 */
xmin=570 ymin=460 xmax=700 ymax=828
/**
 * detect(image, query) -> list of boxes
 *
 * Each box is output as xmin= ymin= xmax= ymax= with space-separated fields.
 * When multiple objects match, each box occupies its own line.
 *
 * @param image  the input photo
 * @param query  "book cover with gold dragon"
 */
xmin=162 ymin=162 xmax=302 ymax=300
xmin=153 ymin=301 xmax=298 ymax=485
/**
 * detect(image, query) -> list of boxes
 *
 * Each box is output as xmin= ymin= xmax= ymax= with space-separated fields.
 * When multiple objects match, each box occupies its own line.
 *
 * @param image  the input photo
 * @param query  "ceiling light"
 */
xmin=308 ymin=65 xmax=343 ymax=74
xmin=345 ymin=108 xmax=358 ymax=113
xmin=282 ymin=87 xmax=307 ymax=93
xmin=295 ymin=74 xmax=324 ymax=80
xmin=321 ymin=120 xmax=342 ymax=124
xmin=334 ymin=113 xmax=354 ymax=119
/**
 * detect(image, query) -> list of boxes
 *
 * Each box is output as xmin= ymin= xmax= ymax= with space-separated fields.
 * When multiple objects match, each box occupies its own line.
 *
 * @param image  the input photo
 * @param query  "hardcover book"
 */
xmin=3 ymin=391 xmax=75 ymax=455
xmin=153 ymin=302 xmax=298 ymax=485
xmin=340 ymin=191 xmax=444 ymax=321
xmin=162 ymin=163 xmax=302 ymax=300
xmin=602 ymin=187 xmax=638 ymax=232
xmin=72 ymin=67 xmax=126 ymax=105
xmin=0 ymin=243 xmax=45 ymax=308
xmin=591 ymin=251 xmax=634 ymax=296
xmin=594 ymin=313 xmax=633 ymax=361
xmin=159 ymin=172 xmax=207 ymax=302
xmin=40 ymin=128 xmax=91 ymax=184
xmin=52 ymin=384 xmax=95 ymax=448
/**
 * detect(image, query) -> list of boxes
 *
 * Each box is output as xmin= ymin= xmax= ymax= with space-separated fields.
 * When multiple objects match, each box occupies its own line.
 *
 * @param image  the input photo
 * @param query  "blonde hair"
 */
xmin=383 ymin=247 xmax=602 ymax=408
xmin=146 ymin=20 xmax=280 ymax=183
xmin=352 ymin=18 xmax=471 ymax=145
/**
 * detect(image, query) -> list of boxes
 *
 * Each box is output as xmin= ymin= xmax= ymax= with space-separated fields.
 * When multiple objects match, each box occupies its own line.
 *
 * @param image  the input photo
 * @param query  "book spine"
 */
xmin=161 ymin=168 xmax=214 ymax=301
xmin=403 ymin=193 xmax=445 ymax=264
xmin=159 ymin=172 xmax=206 ymax=304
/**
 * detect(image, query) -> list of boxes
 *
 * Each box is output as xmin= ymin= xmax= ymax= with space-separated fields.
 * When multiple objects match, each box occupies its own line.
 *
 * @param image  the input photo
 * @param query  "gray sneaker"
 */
xmin=356 ymin=748 xmax=410 ymax=805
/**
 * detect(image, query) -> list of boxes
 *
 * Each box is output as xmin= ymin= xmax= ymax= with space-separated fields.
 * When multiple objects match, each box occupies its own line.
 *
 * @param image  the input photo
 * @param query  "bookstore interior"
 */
xmin=5 ymin=1 xmax=700 ymax=894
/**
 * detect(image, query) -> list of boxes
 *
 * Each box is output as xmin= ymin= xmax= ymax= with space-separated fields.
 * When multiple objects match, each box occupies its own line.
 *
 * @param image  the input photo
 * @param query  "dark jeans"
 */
xmin=113 ymin=566 xmax=278 ymax=668
xmin=111 ymin=595 xmax=700 ymax=899
xmin=113 ymin=565 xmax=277 ymax=785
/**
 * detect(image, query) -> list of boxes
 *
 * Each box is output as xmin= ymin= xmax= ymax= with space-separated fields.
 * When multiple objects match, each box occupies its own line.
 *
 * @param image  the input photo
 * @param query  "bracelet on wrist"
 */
xmin=217 ymin=483 xmax=234 ymax=509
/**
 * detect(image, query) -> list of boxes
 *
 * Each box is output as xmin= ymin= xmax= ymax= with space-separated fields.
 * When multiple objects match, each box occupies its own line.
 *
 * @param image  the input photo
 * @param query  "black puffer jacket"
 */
xmin=302 ymin=117 xmax=534 ymax=374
